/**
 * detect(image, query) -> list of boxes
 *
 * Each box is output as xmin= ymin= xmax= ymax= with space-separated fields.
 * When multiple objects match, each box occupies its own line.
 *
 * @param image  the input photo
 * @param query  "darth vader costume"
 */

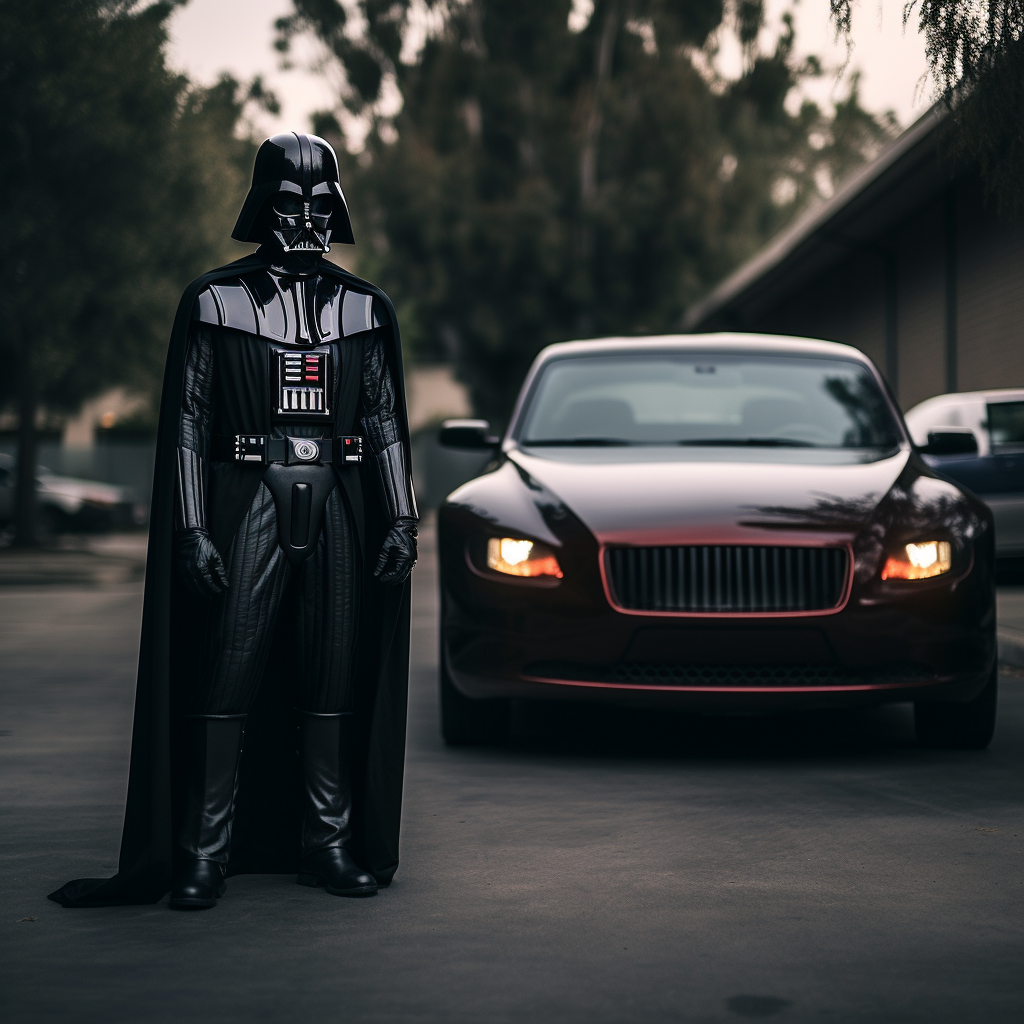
xmin=50 ymin=133 xmax=417 ymax=909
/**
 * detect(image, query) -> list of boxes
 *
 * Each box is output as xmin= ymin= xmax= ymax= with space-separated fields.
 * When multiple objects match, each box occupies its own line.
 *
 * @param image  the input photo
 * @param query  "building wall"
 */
xmin=893 ymin=197 xmax=947 ymax=410
xmin=755 ymin=252 xmax=889 ymax=384
xmin=956 ymin=183 xmax=1024 ymax=393
xmin=406 ymin=364 xmax=472 ymax=432
xmin=723 ymin=176 xmax=1024 ymax=412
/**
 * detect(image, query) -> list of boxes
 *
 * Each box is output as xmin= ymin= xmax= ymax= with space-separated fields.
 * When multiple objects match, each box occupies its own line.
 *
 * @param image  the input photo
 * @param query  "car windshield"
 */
xmin=517 ymin=352 xmax=902 ymax=450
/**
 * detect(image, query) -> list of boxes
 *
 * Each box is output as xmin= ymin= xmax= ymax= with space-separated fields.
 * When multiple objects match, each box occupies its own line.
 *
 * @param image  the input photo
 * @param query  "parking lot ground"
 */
xmin=1 ymin=525 xmax=1022 ymax=1023
xmin=0 ymin=532 xmax=146 ymax=586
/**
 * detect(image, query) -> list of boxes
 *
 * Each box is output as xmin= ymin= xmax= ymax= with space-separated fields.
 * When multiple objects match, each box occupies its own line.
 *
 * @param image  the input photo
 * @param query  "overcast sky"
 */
xmin=168 ymin=0 xmax=935 ymax=142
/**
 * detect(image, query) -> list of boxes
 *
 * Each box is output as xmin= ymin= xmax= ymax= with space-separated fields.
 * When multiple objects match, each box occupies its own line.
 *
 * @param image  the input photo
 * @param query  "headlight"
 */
xmin=881 ymin=540 xmax=952 ymax=580
xmin=486 ymin=536 xmax=563 ymax=578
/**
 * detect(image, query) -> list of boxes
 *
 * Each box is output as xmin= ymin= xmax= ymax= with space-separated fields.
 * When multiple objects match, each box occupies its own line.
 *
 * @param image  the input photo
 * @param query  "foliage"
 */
xmin=830 ymin=1 xmax=1024 ymax=214
xmin=279 ymin=0 xmax=894 ymax=420
xmin=0 ymin=0 xmax=261 ymax=413
xmin=0 ymin=0 xmax=263 ymax=541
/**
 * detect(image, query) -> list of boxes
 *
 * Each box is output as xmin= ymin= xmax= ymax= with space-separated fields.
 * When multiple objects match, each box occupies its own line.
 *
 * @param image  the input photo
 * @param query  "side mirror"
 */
xmin=921 ymin=428 xmax=979 ymax=457
xmin=438 ymin=419 xmax=500 ymax=450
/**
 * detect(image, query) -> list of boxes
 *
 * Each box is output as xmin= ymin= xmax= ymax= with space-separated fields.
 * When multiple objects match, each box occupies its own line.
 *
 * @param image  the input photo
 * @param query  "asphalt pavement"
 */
xmin=1 ymin=527 xmax=1021 ymax=1023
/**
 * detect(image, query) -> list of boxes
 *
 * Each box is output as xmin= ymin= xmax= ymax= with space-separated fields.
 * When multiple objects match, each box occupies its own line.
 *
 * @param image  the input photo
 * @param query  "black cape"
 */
xmin=49 ymin=250 xmax=412 ymax=907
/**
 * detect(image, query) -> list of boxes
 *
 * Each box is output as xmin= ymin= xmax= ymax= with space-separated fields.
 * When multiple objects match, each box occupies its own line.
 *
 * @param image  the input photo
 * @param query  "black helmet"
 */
xmin=232 ymin=132 xmax=355 ymax=246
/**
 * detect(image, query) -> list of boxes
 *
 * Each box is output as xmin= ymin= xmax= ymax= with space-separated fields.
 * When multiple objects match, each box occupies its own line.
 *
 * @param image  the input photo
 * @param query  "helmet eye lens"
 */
xmin=310 ymin=196 xmax=332 ymax=219
xmin=273 ymin=195 xmax=303 ymax=218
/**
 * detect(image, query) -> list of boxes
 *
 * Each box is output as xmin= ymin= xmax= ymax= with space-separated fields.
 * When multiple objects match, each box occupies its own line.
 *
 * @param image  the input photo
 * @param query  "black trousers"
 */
xmin=190 ymin=482 xmax=360 ymax=716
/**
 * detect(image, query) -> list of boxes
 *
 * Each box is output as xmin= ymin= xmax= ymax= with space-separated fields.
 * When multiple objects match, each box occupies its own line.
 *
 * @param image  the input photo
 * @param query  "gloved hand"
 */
xmin=175 ymin=528 xmax=229 ymax=596
xmin=374 ymin=519 xmax=418 ymax=586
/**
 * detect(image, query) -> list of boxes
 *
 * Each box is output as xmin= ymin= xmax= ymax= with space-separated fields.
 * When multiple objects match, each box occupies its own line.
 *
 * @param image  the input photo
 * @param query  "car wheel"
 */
xmin=439 ymin=659 xmax=510 ymax=747
xmin=36 ymin=504 xmax=67 ymax=544
xmin=914 ymin=666 xmax=998 ymax=750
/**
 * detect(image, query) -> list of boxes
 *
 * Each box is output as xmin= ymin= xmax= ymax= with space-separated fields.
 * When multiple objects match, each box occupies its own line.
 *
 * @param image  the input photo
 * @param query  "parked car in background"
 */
xmin=905 ymin=390 xmax=1024 ymax=559
xmin=0 ymin=453 xmax=141 ymax=542
xmin=438 ymin=335 xmax=997 ymax=751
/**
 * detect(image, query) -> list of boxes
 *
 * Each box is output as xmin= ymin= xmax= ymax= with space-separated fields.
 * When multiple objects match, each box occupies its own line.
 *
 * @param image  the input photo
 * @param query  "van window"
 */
xmin=987 ymin=402 xmax=1024 ymax=451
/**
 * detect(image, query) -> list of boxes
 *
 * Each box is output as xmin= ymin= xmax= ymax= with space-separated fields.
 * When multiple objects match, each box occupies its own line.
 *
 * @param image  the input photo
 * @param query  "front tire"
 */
xmin=439 ymin=659 xmax=510 ymax=746
xmin=34 ymin=505 xmax=64 ymax=546
xmin=914 ymin=667 xmax=998 ymax=750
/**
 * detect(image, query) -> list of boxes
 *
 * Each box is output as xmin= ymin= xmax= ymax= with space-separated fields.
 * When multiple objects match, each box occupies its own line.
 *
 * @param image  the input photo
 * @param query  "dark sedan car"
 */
xmin=437 ymin=335 xmax=997 ymax=749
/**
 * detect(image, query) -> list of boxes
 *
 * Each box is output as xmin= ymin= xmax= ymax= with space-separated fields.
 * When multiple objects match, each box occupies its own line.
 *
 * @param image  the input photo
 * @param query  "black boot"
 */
xmin=296 ymin=711 xmax=378 ymax=898
xmin=169 ymin=714 xmax=245 ymax=910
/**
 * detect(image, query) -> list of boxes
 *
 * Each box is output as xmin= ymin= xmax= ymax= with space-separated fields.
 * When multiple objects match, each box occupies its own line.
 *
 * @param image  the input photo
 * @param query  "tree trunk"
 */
xmin=575 ymin=3 xmax=619 ymax=336
xmin=580 ymin=2 xmax=619 ymax=202
xmin=13 ymin=379 xmax=39 ymax=547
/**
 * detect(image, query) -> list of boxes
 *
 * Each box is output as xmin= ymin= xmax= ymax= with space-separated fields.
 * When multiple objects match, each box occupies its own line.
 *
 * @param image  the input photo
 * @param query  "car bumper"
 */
xmin=442 ymin=579 xmax=996 ymax=713
xmin=446 ymin=655 xmax=991 ymax=712
xmin=59 ymin=500 xmax=140 ymax=532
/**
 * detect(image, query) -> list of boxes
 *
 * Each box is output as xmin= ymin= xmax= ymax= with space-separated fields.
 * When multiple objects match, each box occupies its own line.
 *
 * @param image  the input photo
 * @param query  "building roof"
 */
xmin=684 ymin=105 xmax=952 ymax=331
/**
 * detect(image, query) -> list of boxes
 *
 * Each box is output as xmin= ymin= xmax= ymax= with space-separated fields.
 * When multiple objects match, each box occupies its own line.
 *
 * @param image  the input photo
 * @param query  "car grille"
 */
xmin=525 ymin=662 xmax=936 ymax=689
xmin=605 ymin=544 xmax=849 ymax=613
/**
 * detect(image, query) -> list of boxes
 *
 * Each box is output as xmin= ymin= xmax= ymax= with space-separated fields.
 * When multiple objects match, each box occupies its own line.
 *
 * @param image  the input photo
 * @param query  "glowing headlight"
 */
xmin=881 ymin=540 xmax=952 ymax=580
xmin=486 ymin=537 xmax=563 ymax=578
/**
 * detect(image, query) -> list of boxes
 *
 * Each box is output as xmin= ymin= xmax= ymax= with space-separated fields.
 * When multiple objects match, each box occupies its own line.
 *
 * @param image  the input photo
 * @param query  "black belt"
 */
xmin=212 ymin=434 xmax=364 ymax=466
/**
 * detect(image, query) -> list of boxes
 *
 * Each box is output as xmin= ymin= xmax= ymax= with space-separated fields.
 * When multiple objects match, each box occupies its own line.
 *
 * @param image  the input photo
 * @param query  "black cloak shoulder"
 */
xmin=49 ymin=250 xmax=413 ymax=907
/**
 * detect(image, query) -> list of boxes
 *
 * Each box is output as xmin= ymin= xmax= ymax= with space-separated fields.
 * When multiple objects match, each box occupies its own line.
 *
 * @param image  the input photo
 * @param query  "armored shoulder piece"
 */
xmin=192 ymin=269 xmax=388 ymax=346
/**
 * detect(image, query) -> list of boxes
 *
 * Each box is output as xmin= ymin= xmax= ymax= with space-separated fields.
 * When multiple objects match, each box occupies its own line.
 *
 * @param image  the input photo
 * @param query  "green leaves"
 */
xmin=0 ymin=0 xmax=257 ymax=415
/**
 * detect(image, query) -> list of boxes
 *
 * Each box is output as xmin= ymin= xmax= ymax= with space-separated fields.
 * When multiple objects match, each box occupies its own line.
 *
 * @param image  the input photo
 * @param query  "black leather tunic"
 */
xmin=177 ymin=267 xmax=407 ymax=715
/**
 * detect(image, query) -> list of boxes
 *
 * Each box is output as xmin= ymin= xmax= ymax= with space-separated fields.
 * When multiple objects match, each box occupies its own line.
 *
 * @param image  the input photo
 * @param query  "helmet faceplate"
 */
xmin=232 ymin=133 xmax=355 ymax=247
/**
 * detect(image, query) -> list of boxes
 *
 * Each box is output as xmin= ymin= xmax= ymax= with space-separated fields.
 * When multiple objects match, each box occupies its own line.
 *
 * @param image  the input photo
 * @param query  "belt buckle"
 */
xmin=234 ymin=435 xmax=266 ymax=463
xmin=290 ymin=438 xmax=321 ymax=464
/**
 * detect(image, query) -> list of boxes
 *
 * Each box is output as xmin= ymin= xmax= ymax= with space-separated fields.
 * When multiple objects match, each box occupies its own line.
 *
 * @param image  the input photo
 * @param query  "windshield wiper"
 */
xmin=678 ymin=438 xmax=817 ymax=448
xmin=521 ymin=437 xmax=635 ymax=447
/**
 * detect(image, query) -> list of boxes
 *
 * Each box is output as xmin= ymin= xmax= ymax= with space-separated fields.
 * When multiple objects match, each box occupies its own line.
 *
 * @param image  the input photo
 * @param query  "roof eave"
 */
xmin=683 ymin=104 xmax=948 ymax=331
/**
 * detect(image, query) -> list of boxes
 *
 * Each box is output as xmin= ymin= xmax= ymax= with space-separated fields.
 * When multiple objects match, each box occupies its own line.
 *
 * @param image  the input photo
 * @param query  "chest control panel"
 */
xmin=272 ymin=346 xmax=333 ymax=421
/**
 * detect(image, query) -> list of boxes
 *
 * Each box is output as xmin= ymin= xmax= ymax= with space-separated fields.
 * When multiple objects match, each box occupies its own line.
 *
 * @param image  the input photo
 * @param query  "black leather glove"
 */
xmin=374 ymin=519 xmax=418 ymax=586
xmin=175 ymin=528 xmax=229 ymax=596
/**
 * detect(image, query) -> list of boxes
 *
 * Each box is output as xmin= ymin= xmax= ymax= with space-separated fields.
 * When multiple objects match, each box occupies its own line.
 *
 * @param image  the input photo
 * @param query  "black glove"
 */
xmin=374 ymin=519 xmax=418 ymax=586
xmin=175 ymin=528 xmax=229 ymax=596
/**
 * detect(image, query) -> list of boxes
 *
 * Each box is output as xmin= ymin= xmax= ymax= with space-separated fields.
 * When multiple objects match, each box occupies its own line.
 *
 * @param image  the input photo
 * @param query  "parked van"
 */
xmin=905 ymin=390 xmax=1024 ymax=558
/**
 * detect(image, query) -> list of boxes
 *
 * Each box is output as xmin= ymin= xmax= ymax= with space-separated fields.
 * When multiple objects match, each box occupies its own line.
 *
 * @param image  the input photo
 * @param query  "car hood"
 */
xmin=508 ymin=446 xmax=910 ymax=546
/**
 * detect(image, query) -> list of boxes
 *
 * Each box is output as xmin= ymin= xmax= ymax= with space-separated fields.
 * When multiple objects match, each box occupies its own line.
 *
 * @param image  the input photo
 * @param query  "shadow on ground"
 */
xmin=499 ymin=700 xmax=919 ymax=761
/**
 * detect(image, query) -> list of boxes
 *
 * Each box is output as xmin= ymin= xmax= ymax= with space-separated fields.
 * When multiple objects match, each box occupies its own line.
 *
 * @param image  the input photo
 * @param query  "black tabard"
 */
xmin=189 ymin=267 xmax=393 ymax=564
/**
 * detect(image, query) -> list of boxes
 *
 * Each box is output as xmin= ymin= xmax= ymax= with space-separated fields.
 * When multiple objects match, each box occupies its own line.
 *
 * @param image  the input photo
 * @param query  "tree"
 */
xmin=830 ymin=1 xmax=1024 ymax=213
xmin=0 ymin=0 xmax=263 ymax=544
xmin=279 ymin=0 xmax=893 ymax=420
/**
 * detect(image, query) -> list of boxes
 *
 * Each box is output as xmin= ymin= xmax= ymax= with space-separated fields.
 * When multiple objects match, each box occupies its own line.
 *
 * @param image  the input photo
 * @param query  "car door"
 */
xmin=980 ymin=401 xmax=1024 ymax=555
xmin=0 ymin=461 xmax=14 ymax=525
xmin=926 ymin=400 xmax=1024 ymax=556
